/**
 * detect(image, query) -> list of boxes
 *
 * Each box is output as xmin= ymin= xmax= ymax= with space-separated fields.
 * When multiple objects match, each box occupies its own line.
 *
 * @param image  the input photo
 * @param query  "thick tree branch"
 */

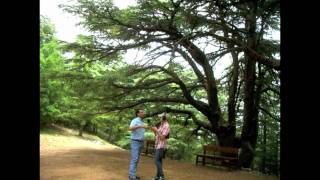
xmin=162 ymin=43 xmax=206 ymax=83
xmin=190 ymin=32 xmax=280 ymax=70
xmin=245 ymin=47 xmax=280 ymax=70
xmin=259 ymin=106 xmax=279 ymax=121
xmin=148 ymin=107 xmax=214 ymax=132
xmin=112 ymin=78 xmax=175 ymax=90
xmin=129 ymin=65 xmax=209 ymax=114
xmin=102 ymin=97 xmax=191 ymax=113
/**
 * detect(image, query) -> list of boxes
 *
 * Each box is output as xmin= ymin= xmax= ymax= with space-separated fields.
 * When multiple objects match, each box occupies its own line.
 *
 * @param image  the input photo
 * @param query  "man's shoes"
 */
xmin=129 ymin=176 xmax=140 ymax=180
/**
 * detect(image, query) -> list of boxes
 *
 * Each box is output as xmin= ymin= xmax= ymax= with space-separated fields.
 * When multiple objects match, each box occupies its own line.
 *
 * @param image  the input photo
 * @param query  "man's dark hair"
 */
xmin=135 ymin=109 xmax=143 ymax=116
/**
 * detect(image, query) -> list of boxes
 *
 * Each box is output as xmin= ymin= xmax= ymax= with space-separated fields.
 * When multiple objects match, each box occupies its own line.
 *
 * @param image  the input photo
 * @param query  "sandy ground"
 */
xmin=40 ymin=127 xmax=280 ymax=180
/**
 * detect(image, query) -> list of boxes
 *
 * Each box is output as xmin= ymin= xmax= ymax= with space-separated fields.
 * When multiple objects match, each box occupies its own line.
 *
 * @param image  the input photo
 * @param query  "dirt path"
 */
xmin=40 ymin=130 xmax=279 ymax=180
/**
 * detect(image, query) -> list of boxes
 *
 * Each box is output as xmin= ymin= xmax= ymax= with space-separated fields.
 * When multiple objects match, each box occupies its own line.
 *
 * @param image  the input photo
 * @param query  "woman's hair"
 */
xmin=162 ymin=115 xmax=167 ymax=120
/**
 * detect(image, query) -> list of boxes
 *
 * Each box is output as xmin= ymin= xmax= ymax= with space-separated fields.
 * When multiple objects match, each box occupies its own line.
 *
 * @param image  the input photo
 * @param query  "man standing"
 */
xmin=128 ymin=109 xmax=147 ymax=180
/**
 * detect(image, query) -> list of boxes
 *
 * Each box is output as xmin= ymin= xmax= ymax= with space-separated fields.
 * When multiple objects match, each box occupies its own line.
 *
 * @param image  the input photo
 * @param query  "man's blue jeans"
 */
xmin=155 ymin=148 xmax=165 ymax=178
xmin=129 ymin=139 xmax=144 ymax=179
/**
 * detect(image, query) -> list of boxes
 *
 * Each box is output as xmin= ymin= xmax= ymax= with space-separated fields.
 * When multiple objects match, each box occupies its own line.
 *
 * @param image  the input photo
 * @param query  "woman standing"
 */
xmin=150 ymin=113 xmax=170 ymax=180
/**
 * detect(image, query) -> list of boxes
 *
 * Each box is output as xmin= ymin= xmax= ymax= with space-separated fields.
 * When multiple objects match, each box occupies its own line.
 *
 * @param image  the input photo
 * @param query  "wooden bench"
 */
xmin=143 ymin=140 xmax=167 ymax=159
xmin=143 ymin=139 xmax=155 ymax=156
xmin=195 ymin=145 xmax=239 ymax=169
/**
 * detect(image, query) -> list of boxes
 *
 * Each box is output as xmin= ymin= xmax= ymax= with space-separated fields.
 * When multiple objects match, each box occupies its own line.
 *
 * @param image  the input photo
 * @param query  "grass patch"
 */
xmin=40 ymin=124 xmax=110 ymax=146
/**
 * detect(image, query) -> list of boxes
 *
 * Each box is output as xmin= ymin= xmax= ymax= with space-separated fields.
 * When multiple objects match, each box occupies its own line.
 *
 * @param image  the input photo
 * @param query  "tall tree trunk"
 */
xmin=79 ymin=126 xmax=84 ymax=137
xmin=216 ymin=126 xmax=236 ymax=147
xmin=226 ymin=48 xmax=239 ymax=144
xmin=220 ymin=13 xmax=240 ymax=132
xmin=275 ymin=126 xmax=280 ymax=176
xmin=240 ymin=64 xmax=265 ymax=168
xmin=239 ymin=1 xmax=259 ymax=168
xmin=261 ymin=117 xmax=267 ymax=173
xmin=239 ymin=59 xmax=256 ymax=167
xmin=216 ymin=126 xmax=240 ymax=148
xmin=94 ymin=124 xmax=97 ymax=134
xmin=78 ymin=120 xmax=86 ymax=137
xmin=227 ymin=52 xmax=239 ymax=129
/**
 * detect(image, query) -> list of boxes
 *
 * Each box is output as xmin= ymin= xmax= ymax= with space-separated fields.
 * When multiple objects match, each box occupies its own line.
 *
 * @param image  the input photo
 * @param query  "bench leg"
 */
xmin=145 ymin=146 xmax=148 ymax=155
xmin=196 ymin=156 xmax=202 ymax=165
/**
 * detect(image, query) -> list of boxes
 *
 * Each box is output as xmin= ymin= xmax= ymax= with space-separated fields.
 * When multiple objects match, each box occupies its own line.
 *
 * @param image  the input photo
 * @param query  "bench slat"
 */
xmin=196 ymin=145 xmax=239 ymax=169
